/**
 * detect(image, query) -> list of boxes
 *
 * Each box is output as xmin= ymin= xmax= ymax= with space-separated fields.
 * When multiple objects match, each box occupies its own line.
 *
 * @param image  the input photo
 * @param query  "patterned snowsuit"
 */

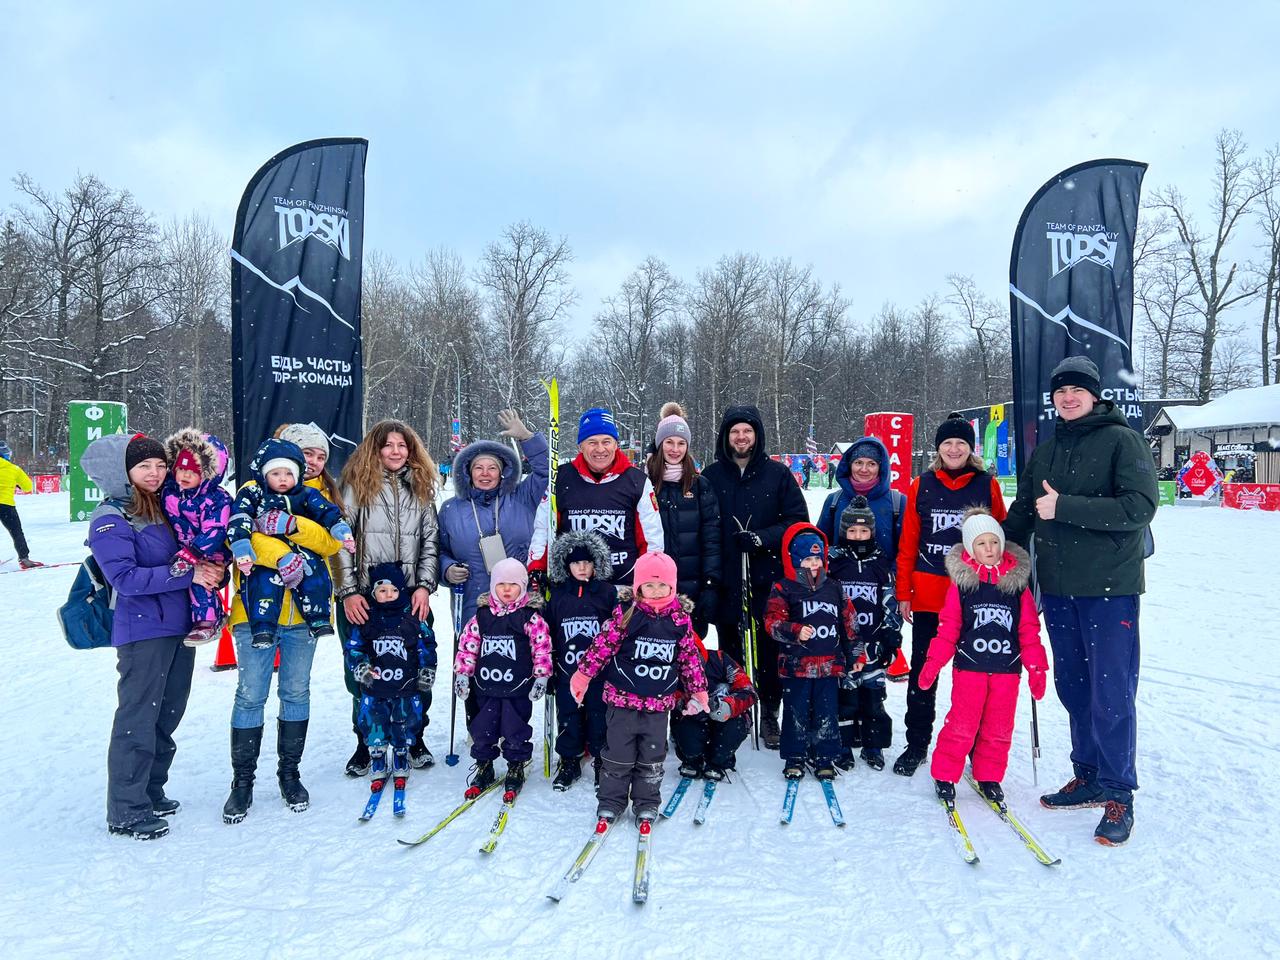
xmin=160 ymin=430 xmax=232 ymax=623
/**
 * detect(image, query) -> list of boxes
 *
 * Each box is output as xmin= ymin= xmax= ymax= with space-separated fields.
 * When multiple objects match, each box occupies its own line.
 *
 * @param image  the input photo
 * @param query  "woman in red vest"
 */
xmin=892 ymin=414 xmax=1005 ymax=777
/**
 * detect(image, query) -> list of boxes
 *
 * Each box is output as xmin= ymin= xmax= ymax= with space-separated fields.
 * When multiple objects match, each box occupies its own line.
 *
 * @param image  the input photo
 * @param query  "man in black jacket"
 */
xmin=703 ymin=404 xmax=808 ymax=748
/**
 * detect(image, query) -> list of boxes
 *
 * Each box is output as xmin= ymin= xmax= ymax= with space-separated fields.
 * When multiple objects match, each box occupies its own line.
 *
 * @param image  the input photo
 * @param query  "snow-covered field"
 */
xmin=2 ymin=488 xmax=1277 ymax=960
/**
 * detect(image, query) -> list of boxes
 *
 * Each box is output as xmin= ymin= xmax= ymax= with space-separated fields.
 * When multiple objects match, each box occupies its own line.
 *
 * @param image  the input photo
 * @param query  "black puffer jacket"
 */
xmin=654 ymin=473 xmax=722 ymax=617
xmin=701 ymin=404 xmax=808 ymax=620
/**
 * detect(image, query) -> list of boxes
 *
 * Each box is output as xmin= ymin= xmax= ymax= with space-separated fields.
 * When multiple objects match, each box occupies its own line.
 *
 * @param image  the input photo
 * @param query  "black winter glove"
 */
xmin=735 ymin=530 xmax=763 ymax=553
xmin=528 ymin=569 xmax=544 ymax=597
xmin=353 ymin=662 xmax=376 ymax=689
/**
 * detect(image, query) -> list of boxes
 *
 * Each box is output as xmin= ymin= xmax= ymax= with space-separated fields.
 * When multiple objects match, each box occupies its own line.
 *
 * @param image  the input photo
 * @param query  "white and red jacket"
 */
xmin=528 ymin=449 xmax=664 ymax=585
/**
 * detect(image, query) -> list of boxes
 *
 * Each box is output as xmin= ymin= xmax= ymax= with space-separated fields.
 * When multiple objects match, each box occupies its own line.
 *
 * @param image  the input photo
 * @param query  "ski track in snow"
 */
xmin=2 ymin=490 xmax=1278 ymax=959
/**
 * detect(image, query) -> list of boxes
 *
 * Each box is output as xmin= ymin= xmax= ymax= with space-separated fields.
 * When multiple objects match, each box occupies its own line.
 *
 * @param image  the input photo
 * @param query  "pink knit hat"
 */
xmin=490 ymin=557 xmax=529 ymax=598
xmin=632 ymin=552 xmax=677 ymax=594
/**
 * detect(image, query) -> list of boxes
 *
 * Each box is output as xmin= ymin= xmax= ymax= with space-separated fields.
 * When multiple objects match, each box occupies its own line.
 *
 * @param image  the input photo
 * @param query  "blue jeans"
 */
xmin=1041 ymin=594 xmax=1141 ymax=797
xmin=230 ymin=623 xmax=318 ymax=728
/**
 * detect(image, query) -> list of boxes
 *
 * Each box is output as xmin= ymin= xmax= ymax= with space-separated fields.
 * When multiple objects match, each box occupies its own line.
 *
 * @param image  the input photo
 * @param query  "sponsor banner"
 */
xmin=68 ymin=401 xmax=127 ymax=521
xmin=863 ymin=412 xmax=914 ymax=495
xmin=1177 ymin=451 xmax=1223 ymax=497
xmin=997 ymin=476 xmax=1018 ymax=500
xmin=231 ymin=138 xmax=367 ymax=477
xmin=1009 ymin=159 xmax=1148 ymax=474
xmin=33 ymin=474 xmax=60 ymax=494
xmin=1222 ymin=483 xmax=1280 ymax=511
xmin=1157 ymin=480 xmax=1177 ymax=507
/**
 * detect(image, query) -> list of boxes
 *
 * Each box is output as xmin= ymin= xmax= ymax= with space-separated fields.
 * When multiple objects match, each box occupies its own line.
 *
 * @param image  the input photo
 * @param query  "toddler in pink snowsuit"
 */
xmin=919 ymin=510 xmax=1047 ymax=805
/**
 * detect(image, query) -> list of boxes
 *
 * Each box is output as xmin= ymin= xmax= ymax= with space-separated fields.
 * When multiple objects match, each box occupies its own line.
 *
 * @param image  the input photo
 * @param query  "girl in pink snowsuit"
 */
xmin=919 ymin=510 xmax=1047 ymax=804
xmin=570 ymin=552 xmax=708 ymax=823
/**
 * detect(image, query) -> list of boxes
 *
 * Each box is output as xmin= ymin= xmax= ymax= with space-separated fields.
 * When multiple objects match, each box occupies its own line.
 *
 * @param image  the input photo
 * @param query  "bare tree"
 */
xmin=476 ymin=221 xmax=575 ymax=413
xmin=1254 ymin=144 xmax=1280 ymax=385
xmin=945 ymin=274 xmax=1004 ymax=403
xmin=1152 ymin=130 xmax=1265 ymax=399
xmin=595 ymin=256 xmax=681 ymax=444
xmin=687 ymin=253 xmax=766 ymax=449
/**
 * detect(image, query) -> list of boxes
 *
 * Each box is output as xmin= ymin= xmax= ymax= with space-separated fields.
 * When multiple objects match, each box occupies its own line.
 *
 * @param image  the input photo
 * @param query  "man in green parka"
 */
xmin=1004 ymin=356 xmax=1157 ymax=847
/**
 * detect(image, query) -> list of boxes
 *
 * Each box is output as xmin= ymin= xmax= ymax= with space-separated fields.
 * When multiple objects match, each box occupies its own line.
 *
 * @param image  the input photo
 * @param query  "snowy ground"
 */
xmin=2 ymin=488 xmax=1278 ymax=960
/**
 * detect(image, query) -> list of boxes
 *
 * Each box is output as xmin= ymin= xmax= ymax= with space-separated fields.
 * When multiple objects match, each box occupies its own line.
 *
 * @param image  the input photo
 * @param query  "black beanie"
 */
xmin=1049 ymin=355 xmax=1102 ymax=399
xmin=125 ymin=433 xmax=167 ymax=473
xmin=565 ymin=543 xmax=595 ymax=565
xmin=839 ymin=495 xmax=876 ymax=539
xmin=934 ymin=413 xmax=975 ymax=451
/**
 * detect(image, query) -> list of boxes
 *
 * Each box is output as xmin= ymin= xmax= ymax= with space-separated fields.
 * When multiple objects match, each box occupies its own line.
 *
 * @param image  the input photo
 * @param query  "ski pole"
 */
xmin=734 ymin=518 xmax=761 ymax=751
xmin=445 ymin=584 xmax=465 ymax=766
xmin=1030 ymin=698 xmax=1041 ymax=787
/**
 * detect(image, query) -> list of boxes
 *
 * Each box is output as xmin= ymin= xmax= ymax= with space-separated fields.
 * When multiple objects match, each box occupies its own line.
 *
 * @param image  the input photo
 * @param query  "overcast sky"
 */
xmin=3 ymin=2 xmax=1278 ymax=339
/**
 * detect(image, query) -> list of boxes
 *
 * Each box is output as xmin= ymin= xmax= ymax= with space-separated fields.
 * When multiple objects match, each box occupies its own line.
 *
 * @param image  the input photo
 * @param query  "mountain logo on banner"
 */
xmin=274 ymin=198 xmax=352 ymax=259
xmin=1046 ymin=221 xmax=1119 ymax=277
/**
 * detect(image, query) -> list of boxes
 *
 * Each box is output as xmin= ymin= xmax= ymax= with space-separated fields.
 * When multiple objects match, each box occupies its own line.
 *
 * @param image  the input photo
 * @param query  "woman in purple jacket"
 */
xmin=83 ymin=432 xmax=224 ymax=840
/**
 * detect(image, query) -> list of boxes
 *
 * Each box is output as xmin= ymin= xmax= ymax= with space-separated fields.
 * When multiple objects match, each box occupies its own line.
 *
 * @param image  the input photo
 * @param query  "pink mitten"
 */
xmin=1027 ymin=667 xmax=1047 ymax=701
xmin=918 ymin=662 xmax=940 ymax=691
xmin=569 ymin=670 xmax=590 ymax=705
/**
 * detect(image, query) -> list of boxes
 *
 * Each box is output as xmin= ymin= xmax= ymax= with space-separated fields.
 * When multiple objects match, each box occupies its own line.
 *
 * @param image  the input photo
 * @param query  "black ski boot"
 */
xmin=934 ymin=779 xmax=956 ymax=803
xmin=277 ymin=719 xmax=310 ymax=813
xmin=783 ymin=758 xmax=806 ymax=780
xmin=977 ymin=781 xmax=1005 ymax=805
xmin=761 ymin=708 xmax=782 ymax=750
xmin=409 ymin=730 xmax=434 ymax=769
xmin=466 ymin=760 xmax=496 ymax=798
xmin=1094 ymin=795 xmax=1134 ymax=846
xmin=151 ymin=796 xmax=181 ymax=818
xmin=813 ymin=760 xmax=837 ymax=781
xmin=345 ymin=737 xmax=371 ymax=777
xmin=892 ymin=745 xmax=927 ymax=777
xmin=860 ymin=747 xmax=885 ymax=771
xmin=704 ymin=764 xmax=728 ymax=782
xmin=1041 ymin=774 xmax=1105 ymax=810
xmin=835 ymin=750 xmax=856 ymax=772
xmin=678 ymin=757 xmax=705 ymax=780
xmin=109 ymin=816 xmax=169 ymax=840
xmin=223 ymin=726 xmax=263 ymax=825
xmin=552 ymin=757 xmax=581 ymax=791
xmin=504 ymin=761 xmax=527 ymax=797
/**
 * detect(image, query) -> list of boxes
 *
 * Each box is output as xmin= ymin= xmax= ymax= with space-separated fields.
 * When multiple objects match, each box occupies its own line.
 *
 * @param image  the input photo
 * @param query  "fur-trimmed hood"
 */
xmin=548 ymin=529 xmax=614 ymax=583
xmin=477 ymin=591 xmax=544 ymax=612
xmin=164 ymin=428 xmax=229 ymax=484
xmin=944 ymin=541 xmax=1031 ymax=594
xmin=451 ymin=440 xmax=520 ymax=503
xmin=618 ymin=585 xmax=695 ymax=615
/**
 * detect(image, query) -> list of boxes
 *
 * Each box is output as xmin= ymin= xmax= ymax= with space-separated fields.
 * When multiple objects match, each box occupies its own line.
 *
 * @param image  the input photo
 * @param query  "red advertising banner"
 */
xmin=863 ymin=412 xmax=914 ymax=496
xmin=1223 ymin=483 xmax=1280 ymax=512
xmin=1177 ymin=451 xmax=1223 ymax=497
xmin=34 ymin=474 xmax=61 ymax=494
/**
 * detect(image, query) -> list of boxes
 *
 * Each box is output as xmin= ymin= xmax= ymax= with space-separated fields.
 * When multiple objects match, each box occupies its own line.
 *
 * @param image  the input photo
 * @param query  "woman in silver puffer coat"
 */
xmin=336 ymin=419 xmax=440 ymax=775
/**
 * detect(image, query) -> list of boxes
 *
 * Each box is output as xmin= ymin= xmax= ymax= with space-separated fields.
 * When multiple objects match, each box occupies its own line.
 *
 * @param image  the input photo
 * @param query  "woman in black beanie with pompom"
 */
xmin=891 ymin=414 xmax=1006 ymax=777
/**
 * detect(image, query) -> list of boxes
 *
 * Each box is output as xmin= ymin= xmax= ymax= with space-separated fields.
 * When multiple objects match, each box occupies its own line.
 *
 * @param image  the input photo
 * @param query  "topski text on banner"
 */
xmin=1008 ymin=158 xmax=1147 ymax=473
xmin=230 ymin=137 xmax=367 ymax=475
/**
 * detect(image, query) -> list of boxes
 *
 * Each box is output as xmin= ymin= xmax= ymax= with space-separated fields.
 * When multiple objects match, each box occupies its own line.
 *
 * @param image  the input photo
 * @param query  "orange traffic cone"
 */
xmin=887 ymin=647 xmax=910 ymax=682
xmin=211 ymin=623 xmax=237 ymax=671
